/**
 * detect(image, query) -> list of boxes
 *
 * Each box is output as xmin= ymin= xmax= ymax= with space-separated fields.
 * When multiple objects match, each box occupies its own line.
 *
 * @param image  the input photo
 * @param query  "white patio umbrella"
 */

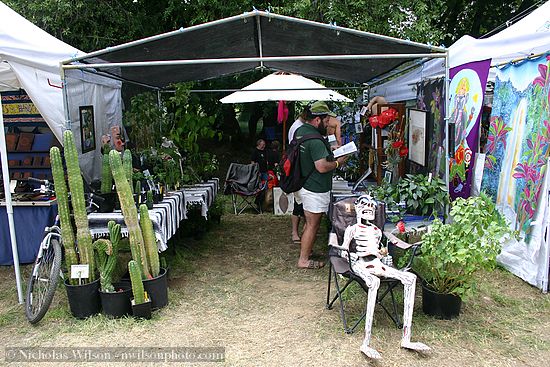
xmin=220 ymin=73 xmax=353 ymax=103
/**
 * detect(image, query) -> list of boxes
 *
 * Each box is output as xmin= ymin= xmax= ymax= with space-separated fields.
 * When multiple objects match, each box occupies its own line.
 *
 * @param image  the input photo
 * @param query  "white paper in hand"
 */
xmin=333 ymin=141 xmax=358 ymax=158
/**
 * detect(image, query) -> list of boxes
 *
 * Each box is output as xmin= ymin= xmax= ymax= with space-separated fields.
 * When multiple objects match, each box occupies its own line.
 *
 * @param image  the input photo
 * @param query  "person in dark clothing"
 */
xmin=251 ymin=138 xmax=268 ymax=175
xmin=266 ymin=140 xmax=280 ymax=171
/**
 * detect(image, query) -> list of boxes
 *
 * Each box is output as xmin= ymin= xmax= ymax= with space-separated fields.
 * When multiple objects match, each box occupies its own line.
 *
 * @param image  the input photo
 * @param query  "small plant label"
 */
xmin=70 ymin=264 xmax=89 ymax=279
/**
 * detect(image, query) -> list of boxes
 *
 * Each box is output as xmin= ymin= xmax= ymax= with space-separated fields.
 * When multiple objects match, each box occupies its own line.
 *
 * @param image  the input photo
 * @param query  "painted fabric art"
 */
xmin=448 ymin=59 xmax=491 ymax=199
xmin=481 ymin=55 xmax=550 ymax=290
xmin=415 ymin=79 xmax=445 ymax=176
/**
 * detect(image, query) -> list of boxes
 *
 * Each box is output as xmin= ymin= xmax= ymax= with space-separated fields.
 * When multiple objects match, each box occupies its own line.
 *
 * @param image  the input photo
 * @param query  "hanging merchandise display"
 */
xmin=481 ymin=54 xmax=550 ymax=291
xmin=415 ymin=79 xmax=446 ymax=177
xmin=448 ymin=59 xmax=491 ymax=199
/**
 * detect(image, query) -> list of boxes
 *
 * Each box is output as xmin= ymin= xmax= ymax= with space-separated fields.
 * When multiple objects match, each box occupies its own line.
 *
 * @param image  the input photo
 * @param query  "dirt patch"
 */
xmin=0 ymin=212 xmax=549 ymax=367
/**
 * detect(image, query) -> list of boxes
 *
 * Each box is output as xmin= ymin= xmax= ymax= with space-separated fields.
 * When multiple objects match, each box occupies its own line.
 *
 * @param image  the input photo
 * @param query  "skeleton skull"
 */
xmin=355 ymin=194 xmax=377 ymax=223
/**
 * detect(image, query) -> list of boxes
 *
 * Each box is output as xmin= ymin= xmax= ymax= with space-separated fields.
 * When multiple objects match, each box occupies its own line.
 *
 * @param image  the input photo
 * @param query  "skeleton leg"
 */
xmin=377 ymin=266 xmax=430 ymax=352
xmin=351 ymin=261 xmax=382 ymax=359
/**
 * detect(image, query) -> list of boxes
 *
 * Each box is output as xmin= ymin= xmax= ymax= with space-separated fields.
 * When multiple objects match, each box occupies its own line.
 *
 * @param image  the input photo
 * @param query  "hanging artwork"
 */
xmin=448 ymin=60 xmax=491 ymax=199
xmin=480 ymin=55 xmax=550 ymax=291
xmin=415 ymin=78 xmax=445 ymax=176
xmin=79 ymin=105 xmax=96 ymax=153
xmin=407 ymin=109 xmax=427 ymax=166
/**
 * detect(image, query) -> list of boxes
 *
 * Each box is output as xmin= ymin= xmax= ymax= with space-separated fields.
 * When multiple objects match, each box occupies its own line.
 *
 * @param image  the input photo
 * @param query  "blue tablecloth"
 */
xmin=0 ymin=203 xmax=58 ymax=265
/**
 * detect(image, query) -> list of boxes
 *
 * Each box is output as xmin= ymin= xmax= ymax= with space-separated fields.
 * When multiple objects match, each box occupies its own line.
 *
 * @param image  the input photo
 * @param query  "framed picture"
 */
xmin=354 ymin=122 xmax=363 ymax=134
xmin=79 ymin=105 xmax=96 ymax=153
xmin=383 ymin=170 xmax=393 ymax=183
xmin=408 ymin=108 xmax=427 ymax=166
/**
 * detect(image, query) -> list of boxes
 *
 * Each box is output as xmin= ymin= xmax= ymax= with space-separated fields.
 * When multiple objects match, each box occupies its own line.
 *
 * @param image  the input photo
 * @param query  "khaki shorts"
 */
xmin=299 ymin=188 xmax=330 ymax=214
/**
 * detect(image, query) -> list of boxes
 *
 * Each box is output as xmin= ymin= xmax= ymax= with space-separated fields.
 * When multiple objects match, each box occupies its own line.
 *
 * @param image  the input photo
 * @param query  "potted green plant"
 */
xmin=414 ymin=193 xmax=513 ymax=319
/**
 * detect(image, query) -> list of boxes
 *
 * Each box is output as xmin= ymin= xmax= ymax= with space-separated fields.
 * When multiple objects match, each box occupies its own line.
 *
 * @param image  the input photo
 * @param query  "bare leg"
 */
xmin=297 ymin=210 xmax=322 ymax=268
xmin=291 ymin=215 xmax=301 ymax=241
xmin=352 ymin=262 xmax=382 ymax=359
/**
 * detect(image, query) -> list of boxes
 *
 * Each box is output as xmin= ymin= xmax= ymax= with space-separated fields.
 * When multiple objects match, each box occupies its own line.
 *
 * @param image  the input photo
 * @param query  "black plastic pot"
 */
xmin=97 ymin=192 xmax=117 ymax=213
xmin=143 ymin=267 xmax=168 ymax=310
xmin=131 ymin=298 xmax=152 ymax=319
xmin=99 ymin=283 xmax=132 ymax=318
xmin=421 ymin=281 xmax=462 ymax=319
xmin=65 ymin=279 xmax=101 ymax=319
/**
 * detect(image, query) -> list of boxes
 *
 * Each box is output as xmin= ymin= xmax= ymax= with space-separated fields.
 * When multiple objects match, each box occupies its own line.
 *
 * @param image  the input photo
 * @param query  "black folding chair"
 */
xmin=325 ymin=196 xmax=421 ymax=334
xmin=224 ymin=162 xmax=266 ymax=214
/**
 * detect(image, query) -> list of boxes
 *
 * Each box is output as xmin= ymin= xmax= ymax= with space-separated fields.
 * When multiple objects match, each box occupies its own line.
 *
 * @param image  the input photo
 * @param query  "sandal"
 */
xmin=292 ymin=238 xmax=301 ymax=244
xmin=298 ymin=260 xmax=325 ymax=269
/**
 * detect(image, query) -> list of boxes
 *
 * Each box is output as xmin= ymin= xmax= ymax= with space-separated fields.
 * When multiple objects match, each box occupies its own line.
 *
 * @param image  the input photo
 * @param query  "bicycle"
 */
xmin=24 ymin=177 xmax=104 ymax=324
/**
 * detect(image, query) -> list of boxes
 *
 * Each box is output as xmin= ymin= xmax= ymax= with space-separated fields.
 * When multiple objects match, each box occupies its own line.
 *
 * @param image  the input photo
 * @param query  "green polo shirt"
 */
xmin=295 ymin=124 xmax=333 ymax=193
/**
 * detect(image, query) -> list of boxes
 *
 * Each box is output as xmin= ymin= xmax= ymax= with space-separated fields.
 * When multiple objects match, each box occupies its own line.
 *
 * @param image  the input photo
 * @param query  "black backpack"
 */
xmin=279 ymin=133 xmax=326 ymax=194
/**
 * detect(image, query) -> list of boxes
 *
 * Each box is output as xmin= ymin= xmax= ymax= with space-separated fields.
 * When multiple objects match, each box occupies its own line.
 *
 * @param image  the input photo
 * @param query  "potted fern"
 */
xmin=414 ymin=193 xmax=513 ymax=319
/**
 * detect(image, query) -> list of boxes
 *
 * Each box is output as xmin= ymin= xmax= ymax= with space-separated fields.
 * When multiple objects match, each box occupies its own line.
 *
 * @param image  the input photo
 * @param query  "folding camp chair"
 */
xmin=325 ymin=195 xmax=421 ymax=334
xmin=224 ymin=162 xmax=266 ymax=214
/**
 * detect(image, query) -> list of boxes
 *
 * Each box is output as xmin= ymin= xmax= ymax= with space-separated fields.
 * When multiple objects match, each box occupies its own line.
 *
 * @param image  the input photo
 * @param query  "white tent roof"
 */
xmin=371 ymin=0 xmax=550 ymax=102
xmin=220 ymin=73 xmax=353 ymax=103
xmin=0 ymin=1 xmax=84 ymax=142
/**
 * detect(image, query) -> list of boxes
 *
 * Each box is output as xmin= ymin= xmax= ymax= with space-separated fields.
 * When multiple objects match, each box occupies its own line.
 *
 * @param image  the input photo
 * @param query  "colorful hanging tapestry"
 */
xmin=481 ymin=55 xmax=550 ymax=290
xmin=415 ymin=78 xmax=445 ymax=177
xmin=448 ymin=59 xmax=491 ymax=199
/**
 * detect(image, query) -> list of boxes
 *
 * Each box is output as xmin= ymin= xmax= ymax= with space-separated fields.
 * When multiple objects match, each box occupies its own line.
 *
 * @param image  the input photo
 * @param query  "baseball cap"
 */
xmin=309 ymin=101 xmax=336 ymax=117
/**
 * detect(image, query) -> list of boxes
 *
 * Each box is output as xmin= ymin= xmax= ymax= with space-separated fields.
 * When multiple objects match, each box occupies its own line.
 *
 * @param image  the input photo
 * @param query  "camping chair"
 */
xmin=224 ymin=162 xmax=266 ymax=214
xmin=325 ymin=196 xmax=422 ymax=334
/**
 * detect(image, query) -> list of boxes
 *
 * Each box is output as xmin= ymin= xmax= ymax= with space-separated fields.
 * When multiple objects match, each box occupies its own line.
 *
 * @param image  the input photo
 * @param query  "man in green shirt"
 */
xmin=294 ymin=101 xmax=347 ymax=269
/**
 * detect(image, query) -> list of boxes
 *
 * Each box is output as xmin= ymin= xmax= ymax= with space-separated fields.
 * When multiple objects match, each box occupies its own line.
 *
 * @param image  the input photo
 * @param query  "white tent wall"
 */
xmin=64 ymin=70 xmax=123 ymax=182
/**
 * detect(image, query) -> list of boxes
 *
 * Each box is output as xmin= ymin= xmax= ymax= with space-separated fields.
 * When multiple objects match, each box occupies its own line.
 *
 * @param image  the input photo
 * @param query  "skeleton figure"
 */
xmin=333 ymin=195 xmax=430 ymax=359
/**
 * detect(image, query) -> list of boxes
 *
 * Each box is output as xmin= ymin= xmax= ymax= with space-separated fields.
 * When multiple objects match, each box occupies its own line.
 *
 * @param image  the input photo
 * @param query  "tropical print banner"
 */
xmin=416 ymin=78 xmax=445 ymax=177
xmin=448 ymin=59 xmax=491 ymax=199
xmin=481 ymin=55 xmax=550 ymax=236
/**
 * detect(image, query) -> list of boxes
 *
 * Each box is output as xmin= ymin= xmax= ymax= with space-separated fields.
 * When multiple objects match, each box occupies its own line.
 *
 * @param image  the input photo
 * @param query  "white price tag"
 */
xmin=70 ymin=264 xmax=89 ymax=279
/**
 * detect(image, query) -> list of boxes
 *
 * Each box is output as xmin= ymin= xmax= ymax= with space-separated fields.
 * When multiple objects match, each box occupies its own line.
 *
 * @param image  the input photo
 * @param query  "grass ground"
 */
xmin=0 ymin=208 xmax=549 ymax=367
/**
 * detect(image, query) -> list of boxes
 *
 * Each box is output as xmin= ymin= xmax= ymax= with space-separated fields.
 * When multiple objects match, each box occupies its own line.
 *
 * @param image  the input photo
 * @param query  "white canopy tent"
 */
xmin=370 ymin=0 xmax=550 ymax=102
xmin=0 ymin=2 xmax=122 ymax=302
xmin=0 ymin=1 xmax=85 ymax=303
xmin=220 ymin=73 xmax=353 ymax=103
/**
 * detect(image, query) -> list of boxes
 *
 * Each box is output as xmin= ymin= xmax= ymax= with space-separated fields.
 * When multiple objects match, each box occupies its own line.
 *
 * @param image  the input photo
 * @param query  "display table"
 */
xmin=0 ymin=200 xmax=58 ymax=265
xmin=88 ymin=193 xmax=183 ymax=252
xmin=182 ymin=178 xmax=219 ymax=219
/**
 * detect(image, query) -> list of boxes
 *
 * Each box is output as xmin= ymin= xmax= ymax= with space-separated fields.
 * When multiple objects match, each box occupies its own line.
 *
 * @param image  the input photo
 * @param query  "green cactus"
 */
xmin=50 ymin=146 xmax=79 ymax=285
xmin=100 ymin=153 xmax=112 ymax=194
xmin=123 ymin=149 xmax=133 ymax=193
xmin=110 ymin=150 xmax=151 ymax=279
xmin=63 ymin=130 xmax=95 ymax=282
xmin=129 ymin=260 xmax=146 ymax=305
xmin=146 ymin=190 xmax=153 ymax=209
xmin=93 ymin=221 xmax=121 ymax=292
xmin=139 ymin=204 xmax=160 ymax=278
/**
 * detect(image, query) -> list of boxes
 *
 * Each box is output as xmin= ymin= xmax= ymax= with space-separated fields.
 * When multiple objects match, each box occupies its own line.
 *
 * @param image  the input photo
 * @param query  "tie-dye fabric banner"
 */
xmin=481 ymin=55 xmax=550 ymax=291
xmin=448 ymin=59 xmax=491 ymax=199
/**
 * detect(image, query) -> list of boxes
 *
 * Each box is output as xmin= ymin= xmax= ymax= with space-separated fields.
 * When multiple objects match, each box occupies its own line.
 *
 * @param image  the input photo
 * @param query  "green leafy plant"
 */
xmin=395 ymin=174 xmax=448 ymax=217
xmin=414 ymin=193 xmax=513 ymax=300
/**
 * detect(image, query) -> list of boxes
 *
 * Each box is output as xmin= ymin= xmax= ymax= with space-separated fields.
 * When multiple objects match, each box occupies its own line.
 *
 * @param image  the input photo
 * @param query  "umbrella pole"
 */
xmin=282 ymin=119 xmax=287 ymax=151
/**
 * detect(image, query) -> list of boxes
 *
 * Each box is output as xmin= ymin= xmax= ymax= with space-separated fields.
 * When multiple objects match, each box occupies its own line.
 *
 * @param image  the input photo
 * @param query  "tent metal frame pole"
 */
xmin=62 ymin=53 xmax=447 ymax=70
xmin=61 ymin=10 xmax=444 ymax=66
xmin=60 ymin=67 xmax=72 ymax=130
xmin=444 ymin=49 xmax=451 ymax=219
xmin=255 ymin=14 xmax=264 ymax=69
xmin=60 ymin=12 xmax=253 ymax=64
xmin=0 ymin=97 xmax=24 ymax=304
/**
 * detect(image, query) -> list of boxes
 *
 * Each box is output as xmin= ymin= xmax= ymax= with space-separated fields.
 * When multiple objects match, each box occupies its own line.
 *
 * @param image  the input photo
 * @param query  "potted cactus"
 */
xmin=95 ymin=221 xmax=132 ymax=318
xmin=129 ymin=260 xmax=151 ymax=319
xmin=51 ymin=131 xmax=101 ymax=318
xmin=110 ymin=150 xmax=168 ymax=310
xmin=98 ymin=150 xmax=116 ymax=213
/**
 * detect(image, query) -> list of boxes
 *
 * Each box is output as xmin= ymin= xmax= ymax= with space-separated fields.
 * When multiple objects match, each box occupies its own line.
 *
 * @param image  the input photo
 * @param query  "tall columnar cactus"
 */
xmin=93 ymin=221 xmax=121 ymax=292
xmin=100 ymin=153 xmax=113 ymax=194
xmin=123 ymin=149 xmax=133 ymax=193
xmin=50 ymin=146 xmax=78 ymax=285
xmin=63 ymin=130 xmax=95 ymax=282
xmin=110 ymin=150 xmax=151 ymax=279
xmin=139 ymin=204 xmax=160 ymax=278
xmin=129 ymin=260 xmax=146 ymax=305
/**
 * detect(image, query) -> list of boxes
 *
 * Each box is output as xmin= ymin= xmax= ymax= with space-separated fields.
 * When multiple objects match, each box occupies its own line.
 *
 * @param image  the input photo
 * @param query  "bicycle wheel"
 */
xmin=25 ymin=237 xmax=62 ymax=324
